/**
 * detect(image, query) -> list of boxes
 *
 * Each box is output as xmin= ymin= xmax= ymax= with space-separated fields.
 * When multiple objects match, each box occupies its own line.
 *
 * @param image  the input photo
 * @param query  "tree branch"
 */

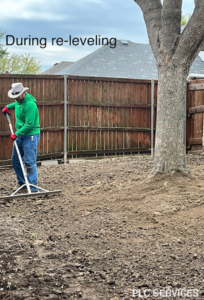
xmin=176 ymin=0 xmax=204 ymax=64
xmin=160 ymin=0 xmax=182 ymax=53
xmin=133 ymin=0 xmax=162 ymax=58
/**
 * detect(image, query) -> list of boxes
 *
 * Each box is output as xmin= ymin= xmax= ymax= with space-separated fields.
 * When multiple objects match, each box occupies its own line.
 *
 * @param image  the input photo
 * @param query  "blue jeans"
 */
xmin=12 ymin=134 xmax=40 ymax=192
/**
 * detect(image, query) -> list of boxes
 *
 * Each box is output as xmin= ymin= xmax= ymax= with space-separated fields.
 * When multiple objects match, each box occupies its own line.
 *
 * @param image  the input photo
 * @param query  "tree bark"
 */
xmin=152 ymin=65 xmax=188 ymax=173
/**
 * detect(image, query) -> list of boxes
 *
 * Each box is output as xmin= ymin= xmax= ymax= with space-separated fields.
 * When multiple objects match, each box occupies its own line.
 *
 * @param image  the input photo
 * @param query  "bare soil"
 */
xmin=0 ymin=154 xmax=204 ymax=300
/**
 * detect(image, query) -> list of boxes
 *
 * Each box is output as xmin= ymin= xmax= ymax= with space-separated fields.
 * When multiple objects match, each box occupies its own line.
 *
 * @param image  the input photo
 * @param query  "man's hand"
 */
xmin=2 ymin=106 xmax=10 ymax=115
xmin=10 ymin=133 xmax=17 ymax=141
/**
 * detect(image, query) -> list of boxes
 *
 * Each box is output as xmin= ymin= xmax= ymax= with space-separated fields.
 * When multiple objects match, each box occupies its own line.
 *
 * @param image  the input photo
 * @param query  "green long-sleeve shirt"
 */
xmin=7 ymin=93 xmax=40 ymax=137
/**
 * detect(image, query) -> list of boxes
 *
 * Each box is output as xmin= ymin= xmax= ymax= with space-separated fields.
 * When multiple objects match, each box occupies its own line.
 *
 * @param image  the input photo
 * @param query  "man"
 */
xmin=2 ymin=82 xmax=40 ymax=192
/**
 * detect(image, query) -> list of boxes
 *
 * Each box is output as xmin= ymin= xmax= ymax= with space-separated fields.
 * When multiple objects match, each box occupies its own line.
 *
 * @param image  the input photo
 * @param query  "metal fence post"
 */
xmin=185 ymin=83 xmax=187 ymax=151
xmin=151 ymin=79 xmax=155 ymax=157
xmin=64 ymin=74 xmax=68 ymax=164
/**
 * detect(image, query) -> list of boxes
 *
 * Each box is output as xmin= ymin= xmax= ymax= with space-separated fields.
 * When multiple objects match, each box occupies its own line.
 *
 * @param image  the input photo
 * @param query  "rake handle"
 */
xmin=5 ymin=113 xmax=31 ymax=194
xmin=5 ymin=113 xmax=14 ymax=135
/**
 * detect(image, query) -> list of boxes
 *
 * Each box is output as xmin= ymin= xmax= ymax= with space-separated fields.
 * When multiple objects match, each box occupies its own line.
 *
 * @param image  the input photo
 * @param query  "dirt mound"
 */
xmin=0 ymin=155 xmax=204 ymax=299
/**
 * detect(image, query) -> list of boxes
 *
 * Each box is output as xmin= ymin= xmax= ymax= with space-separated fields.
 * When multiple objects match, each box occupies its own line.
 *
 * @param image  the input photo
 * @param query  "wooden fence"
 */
xmin=187 ymin=79 xmax=204 ymax=153
xmin=0 ymin=74 xmax=157 ymax=164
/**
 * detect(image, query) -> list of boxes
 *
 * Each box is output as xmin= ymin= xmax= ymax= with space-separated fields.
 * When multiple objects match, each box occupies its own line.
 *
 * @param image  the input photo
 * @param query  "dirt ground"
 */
xmin=0 ymin=154 xmax=204 ymax=300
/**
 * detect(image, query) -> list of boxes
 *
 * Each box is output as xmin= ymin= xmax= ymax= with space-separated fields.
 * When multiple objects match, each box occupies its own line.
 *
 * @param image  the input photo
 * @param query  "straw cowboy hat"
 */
xmin=8 ymin=82 xmax=29 ymax=98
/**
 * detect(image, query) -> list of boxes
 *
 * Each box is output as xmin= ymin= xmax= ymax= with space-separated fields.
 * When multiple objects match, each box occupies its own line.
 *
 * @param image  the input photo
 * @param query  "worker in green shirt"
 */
xmin=2 ymin=82 xmax=40 ymax=192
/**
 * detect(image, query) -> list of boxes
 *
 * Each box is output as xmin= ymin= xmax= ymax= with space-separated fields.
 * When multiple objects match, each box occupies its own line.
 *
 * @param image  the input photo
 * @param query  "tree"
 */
xmin=0 ymin=32 xmax=41 ymax=74
xmin=133 ymin=0 xmax=204 ymax=174
xmin=0 ymin=53 xmax=41 ymax=74
xmin=181 ymin=13 xmax=191 ymax=26
xmin=0 ymin=31 xmax=7 ymax=59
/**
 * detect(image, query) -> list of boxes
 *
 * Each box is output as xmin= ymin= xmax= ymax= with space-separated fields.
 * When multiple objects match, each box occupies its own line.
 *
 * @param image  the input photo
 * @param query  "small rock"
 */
xmin=153 ymin=212 xmax=162 ymax=216
xmin=93 ymin=234 xmax=100 ymax=238
xmin=170 ymin=254 xmax=178 ymax=260
xmin=134 ymin=273 xmax=141 ymax=279
xmin=99 ymin=272 xmax=107 ymax=280
xmin=52 ymin=289 xmax=63 ymax=295
xmin=172 ymin=281 xmax=181 ymax=288
xmin=107 ymin=279 xmax=115 ymax=285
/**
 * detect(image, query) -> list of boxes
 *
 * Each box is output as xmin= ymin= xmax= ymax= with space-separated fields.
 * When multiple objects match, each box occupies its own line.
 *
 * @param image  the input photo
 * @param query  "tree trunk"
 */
xmin=152 ymin=65 xmax=188 ymax=174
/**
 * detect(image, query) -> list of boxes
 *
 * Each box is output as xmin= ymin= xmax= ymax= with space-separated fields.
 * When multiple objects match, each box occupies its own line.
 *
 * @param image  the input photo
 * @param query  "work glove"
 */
xmin=2 ymin=106 xmax=10 ymax=115
xmin=11 ymin=133 xmax=17 ymax=141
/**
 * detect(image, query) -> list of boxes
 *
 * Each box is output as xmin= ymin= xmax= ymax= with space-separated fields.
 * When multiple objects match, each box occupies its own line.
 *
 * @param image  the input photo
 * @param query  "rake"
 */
xmin=0 ymin=113 xmax=62 ymax=200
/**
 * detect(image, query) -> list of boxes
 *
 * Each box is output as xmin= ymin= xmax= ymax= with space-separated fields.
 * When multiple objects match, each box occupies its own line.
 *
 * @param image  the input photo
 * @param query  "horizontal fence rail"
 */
xmin=0 ymin=74 xmax=157 ymax=164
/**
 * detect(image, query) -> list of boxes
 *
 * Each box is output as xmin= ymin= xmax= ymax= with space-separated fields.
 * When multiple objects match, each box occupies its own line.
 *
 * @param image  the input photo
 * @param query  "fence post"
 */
xmin=151 ymin=79 xmax=154 ymax=157
xmin=64 ymin=75 xmax=68 ymax=164
xmin=185 ymin=84 xmax=187 ymax=152
xmin=202 ymin=114 xmax=204 ymax=153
